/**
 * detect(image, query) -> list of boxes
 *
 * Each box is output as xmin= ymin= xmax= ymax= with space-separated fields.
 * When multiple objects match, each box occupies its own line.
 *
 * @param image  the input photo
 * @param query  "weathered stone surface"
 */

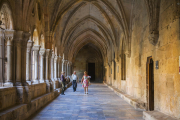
xmin=143 ymin=110 xmax=179 ymax=120
xmin=0 ymin=0 xmax=179 ymax=119
xmin=0 ymin=82 xmax=72 ymax=120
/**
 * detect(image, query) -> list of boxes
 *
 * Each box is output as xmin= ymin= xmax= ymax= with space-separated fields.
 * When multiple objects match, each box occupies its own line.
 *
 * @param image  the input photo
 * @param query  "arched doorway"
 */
xmin=146 ymin=57 xmax=154 ymax=111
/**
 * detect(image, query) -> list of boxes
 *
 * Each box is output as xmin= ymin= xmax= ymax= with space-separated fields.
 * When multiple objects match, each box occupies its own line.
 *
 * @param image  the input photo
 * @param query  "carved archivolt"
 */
xmin=144 ymin=0 xmax=161 ymax=45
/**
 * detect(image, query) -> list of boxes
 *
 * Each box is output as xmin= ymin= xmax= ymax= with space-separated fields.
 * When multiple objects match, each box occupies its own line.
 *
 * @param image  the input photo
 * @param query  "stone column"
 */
xmin=57 ymin=56 xmax=61 ymax=80
xmin=32 ymin=45 xmax=40 ymax=84
xmin=4 ymin=30 xmax=14 ymax=87
xmin=26 ymin=40 xmax=33 ymax=85
xmin=39 ymin=48 xmax=46 ymax=83
xmin=66 ymin=61 xmax=69 ymax=76
xmin=69 ymin=62 xmax=72 ymax=75
xmin=64 ymin=60 xmax=67 ymax=76
xmin=51 ymin=52 xmax=54 ymax=81
xmin=45 ymin=49 xmax=51 ymax=92
xmin=45 ymin=49 xmax=51 ymax=83
xmin=0 ymin=31 xmax=3 ymax=86
xmin=54 ymin=56 xmax=58 ymax=81
xmin=62 ymin=59 xmax=64 ymax=72
xmin=14 ymin=31 xmax=24 ymax=86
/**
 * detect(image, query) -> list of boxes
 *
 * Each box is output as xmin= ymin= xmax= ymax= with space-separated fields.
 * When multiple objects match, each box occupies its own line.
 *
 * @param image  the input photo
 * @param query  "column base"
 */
xmin=45 ymin=80 xmax=50 ymax=93
xmin=45 ymin=80 xmax=50 ymax=84
xmin=15 ymin=82 xmax=22 ymax=86
xmin=33 ymin=80 xmax=39 ymax=84
xmin=22 ymin=82 xmax=29 ymax=86
xmin=26 ymin=81 xmax=32 ymax=85
xmin=4 ymin=82 xmax=13 ymax=87
xmin=51 ymin=81 xmax=56 ymax=90
xmin=40 ymin=80 xmax=45 ymax=83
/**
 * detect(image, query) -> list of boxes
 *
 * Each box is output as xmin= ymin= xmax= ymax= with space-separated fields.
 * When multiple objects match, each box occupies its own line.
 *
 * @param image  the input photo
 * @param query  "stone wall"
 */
xmin=0 ymin=87 xmax=17 ymax=111
xmin=31 ymin=83 xmax=46 ymax=100
xmin=108 ymin=0 xmax=180 ymax=118
xmin=74 ymin=45 xmax=103 ymax=82
xmin=0 ymin=82 xmax=72 ymax=120
xmin=107 ymin=0 xmax=180 ymax=118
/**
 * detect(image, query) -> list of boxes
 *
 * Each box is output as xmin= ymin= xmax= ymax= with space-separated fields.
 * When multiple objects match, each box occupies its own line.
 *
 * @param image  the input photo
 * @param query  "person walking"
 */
xmin=71 ymin=71 xmax=79 ymax=92
xmin=61 ymin=71 xmax=66 ymax=95
xmin=81 ymin=71 xmax=90 ymax=94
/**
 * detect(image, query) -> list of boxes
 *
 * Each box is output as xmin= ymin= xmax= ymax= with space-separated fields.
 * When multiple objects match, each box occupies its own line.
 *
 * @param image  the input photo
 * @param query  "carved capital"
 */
xmin=45 ymin=49 xmax=51 ymax=58
xmin=32 ymin=45 xmax=40 ymax=51
xmin=27 ymin=48 xmax=31 ymax=53
xmin=115 ymin=58 xmax=119 ymax=63
xmin=5 ymin=36 xmax=13 ymax=41
xmin=5 ymin=30 xmax=14 ymax=38
xmin=69 ymin=61 xmax=72 ymax=65
xmin=51 ymin=52 xmax=55 ymax=58
xmin=39 ymin=48 xmax=46 ymax=57
xmin=62 ymin=59 xmax=65 ymax=63
xmin=58 ymin=56 xmax=62 ymax=62
xmin=14 ymin=31 xmax=24 ymax=41
xmin=23 ymin=32 xmax=31 ymax=41
xmin=27 ymin=40 xmax=33 ymax=48
xmin=125 ymin=50 xmax=131 ymax=58
xmin=54 ymin=56 xmax=58 ymax=61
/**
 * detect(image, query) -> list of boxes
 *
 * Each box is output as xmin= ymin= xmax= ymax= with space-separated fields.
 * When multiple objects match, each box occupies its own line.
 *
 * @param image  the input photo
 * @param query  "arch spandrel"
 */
xmin=40 ymin=34 xmax=45 ymax=48
xmin=33 ymin=28 xmax=39 ymax=45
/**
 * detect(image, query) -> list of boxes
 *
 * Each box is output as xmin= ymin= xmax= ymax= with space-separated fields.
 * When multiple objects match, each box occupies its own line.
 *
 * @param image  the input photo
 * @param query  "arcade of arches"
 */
xmin=0 ymin=0 xmax=180 ymax=120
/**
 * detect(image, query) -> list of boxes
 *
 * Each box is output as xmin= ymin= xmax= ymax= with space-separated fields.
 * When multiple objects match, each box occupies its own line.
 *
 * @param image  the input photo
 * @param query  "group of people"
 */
xmin=60 ymin=71 xmax=90 ymax=95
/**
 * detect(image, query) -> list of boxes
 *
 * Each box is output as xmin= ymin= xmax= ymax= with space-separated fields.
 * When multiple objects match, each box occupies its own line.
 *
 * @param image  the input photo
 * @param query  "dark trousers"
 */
xmin=61 ymin=82 xmax=65 ymax=94
xmin=73 ymin=80 xmax=77 ymax=91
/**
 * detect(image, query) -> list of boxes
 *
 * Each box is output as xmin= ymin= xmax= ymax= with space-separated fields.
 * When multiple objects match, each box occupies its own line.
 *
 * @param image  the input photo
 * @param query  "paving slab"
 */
xmin=28 ymin=83 xmax=144 ymax=120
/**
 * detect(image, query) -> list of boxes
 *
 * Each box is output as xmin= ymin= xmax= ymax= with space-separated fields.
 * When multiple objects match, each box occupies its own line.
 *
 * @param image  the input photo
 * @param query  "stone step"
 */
xmin=143 ymin=111 xmax=179 ymax=120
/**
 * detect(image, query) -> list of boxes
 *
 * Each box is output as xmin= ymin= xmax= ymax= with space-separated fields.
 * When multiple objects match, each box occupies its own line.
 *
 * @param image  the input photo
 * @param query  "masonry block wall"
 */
xmin=108 ymin=0 xmax=180 ymax=118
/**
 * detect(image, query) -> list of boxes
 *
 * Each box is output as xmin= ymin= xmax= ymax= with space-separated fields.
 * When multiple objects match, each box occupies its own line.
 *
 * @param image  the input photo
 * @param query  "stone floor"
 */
xmin=28 ymin=83 xmax=144 ymax=120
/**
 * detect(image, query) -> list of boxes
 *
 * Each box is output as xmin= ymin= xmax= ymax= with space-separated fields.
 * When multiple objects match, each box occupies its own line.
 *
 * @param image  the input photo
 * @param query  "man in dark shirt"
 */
xmin=61 ymin=71 xmax=66 ymax=95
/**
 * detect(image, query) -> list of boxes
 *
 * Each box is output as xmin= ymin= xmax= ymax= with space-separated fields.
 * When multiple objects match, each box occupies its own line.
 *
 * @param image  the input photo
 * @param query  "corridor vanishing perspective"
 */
xmin=0 ymin=0 xmax=180 ymax=120
xmin=29 ymin=83 xmax=144 ymax=120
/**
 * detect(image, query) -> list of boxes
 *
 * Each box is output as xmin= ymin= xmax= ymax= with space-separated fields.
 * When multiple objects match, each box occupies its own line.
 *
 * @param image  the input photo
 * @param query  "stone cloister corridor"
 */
xmin=0 ymin=0 xmax=180 ymax=120
xmin=29 ymin=83 xmax=144 ymax=120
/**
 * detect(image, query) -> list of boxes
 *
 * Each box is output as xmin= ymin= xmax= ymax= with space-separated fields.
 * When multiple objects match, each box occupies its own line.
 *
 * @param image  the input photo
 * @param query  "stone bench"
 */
xmin=0 ymin=82 xmax=72 ymax=120
xmin=104 ymin=82 xmax=146 ymax=110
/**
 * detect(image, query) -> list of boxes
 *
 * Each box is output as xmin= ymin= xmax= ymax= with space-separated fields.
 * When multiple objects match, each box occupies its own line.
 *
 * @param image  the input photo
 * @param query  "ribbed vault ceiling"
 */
xmin=49 ymin=0 xmax=133 ymax=62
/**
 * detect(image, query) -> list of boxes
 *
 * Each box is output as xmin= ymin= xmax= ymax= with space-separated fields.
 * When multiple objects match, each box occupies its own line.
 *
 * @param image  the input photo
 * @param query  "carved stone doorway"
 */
xmin=146 ymin=57 xmax=154 ymax=111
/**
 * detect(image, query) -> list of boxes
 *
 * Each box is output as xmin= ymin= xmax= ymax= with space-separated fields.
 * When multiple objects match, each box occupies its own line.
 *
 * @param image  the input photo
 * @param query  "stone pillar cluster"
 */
xmin=1 ymin=30 xmax=73 ymax=90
